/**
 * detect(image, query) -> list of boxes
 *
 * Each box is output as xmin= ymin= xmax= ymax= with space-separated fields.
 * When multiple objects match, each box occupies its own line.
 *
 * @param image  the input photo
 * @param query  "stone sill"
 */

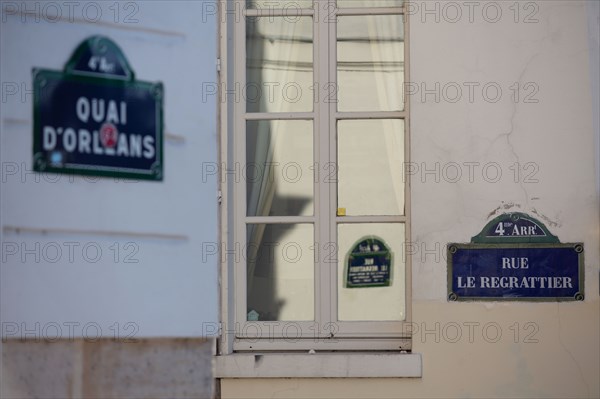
xmin=215 ymin=353 xmax=422 ymax=378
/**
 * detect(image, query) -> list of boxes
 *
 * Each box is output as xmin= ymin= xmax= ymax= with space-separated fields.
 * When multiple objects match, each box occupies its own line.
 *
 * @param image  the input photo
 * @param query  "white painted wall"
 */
xmin=1 ymin=1 xmax=219 ymax=337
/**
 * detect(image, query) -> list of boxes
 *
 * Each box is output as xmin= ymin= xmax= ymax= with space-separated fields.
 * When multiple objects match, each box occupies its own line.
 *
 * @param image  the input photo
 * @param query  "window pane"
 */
xmin=338 ymin=223 xmax=405 ymax=321
xmin=247 ymin=224 xmax=314 ymax=321
xmin=246 ymin=120 xmax=314 ymax=216
xmin=337 ymin=0 xmax=403 ymax=7
xmin=246 ymin=16 xmax=313 ymax=112
xmin=337 ymin=119 xmax=404 ymax=215
xmin=337 ymin=15 xmax=404 ymax=111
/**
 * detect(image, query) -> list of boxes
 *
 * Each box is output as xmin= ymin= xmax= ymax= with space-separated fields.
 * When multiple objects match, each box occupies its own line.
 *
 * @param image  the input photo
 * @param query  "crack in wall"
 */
xmin=490 ymin=53 xmax=541 ymax=209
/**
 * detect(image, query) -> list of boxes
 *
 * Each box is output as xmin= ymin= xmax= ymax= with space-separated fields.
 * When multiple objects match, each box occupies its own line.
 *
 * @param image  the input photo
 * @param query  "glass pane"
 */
xmin=337 ymin=119 xmax=404 ymax=215
xmin=337 ymin=0 xmax=403 ymax=7
xmin=337 ymin=15 xmax=404 ymax=111
xmin=246 ymin=16 xmax=313 ymax=112
xmin=338 ymin=223 xmax=405 ymax=321
xmin=247 ymin=120 xmax=314 ymax=216
xmin=247 ymin=224 xmax=314 ymax=321
xmin=247 ymin=0 xmax=313 ymax=8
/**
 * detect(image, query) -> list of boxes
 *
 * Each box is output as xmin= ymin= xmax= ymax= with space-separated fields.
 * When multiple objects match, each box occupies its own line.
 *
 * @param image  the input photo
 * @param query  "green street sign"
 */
xmin=33 ymin=36 xmax=164 ymax=180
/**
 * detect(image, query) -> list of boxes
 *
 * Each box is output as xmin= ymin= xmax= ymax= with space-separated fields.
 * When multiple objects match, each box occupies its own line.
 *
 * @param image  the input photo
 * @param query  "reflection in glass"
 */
xmin=338 ymin=223 xmax=405 ymax=321
xmin=337 ymin=119 xmax=404 ymax=215
xmin=246 ymin=16 xmax=313 ymax=112
xmin=337 ymin=15 xmax=404 ymax=111
xmin=337 ymin=0 xmax=403 ymax=7
xmin=246 ymin=120 xmax=314 ymax=216
xmin=247 ymin=0 xmax=313 ymax=8
xmin=247 ymin=224 xmax=314 ymax=321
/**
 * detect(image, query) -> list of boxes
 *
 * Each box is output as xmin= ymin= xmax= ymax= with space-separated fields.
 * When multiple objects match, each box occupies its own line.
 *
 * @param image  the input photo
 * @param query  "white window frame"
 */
xmin=218 ymin=0 xmax=412 ymax=354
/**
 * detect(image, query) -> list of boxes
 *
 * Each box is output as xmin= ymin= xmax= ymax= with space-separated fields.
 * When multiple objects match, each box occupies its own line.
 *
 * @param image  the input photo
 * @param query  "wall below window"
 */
xmin=221 ymin=301 xmax=598 ymax=398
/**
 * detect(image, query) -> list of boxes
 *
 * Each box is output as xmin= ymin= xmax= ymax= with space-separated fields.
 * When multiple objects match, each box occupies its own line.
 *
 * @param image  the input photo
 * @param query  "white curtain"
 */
xmin=368 ymin=14 xmax=405 ymax=214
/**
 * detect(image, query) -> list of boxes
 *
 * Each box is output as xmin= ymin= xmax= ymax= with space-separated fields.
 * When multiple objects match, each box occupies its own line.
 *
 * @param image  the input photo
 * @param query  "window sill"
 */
xmin=215 ymin=352 xmax=422 ymax=378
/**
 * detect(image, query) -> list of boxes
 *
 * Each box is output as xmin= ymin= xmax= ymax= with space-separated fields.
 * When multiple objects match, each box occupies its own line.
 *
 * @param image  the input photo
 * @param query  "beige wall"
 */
xmin=221 ymin=0 xmax=600 ymax=397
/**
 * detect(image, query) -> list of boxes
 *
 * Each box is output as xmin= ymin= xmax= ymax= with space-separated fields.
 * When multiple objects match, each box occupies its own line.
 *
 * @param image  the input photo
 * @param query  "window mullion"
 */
xmin=326 ymin=0 xmax=339 ymax=328
xmin=314 ymin=0 xmax=334 ymax=332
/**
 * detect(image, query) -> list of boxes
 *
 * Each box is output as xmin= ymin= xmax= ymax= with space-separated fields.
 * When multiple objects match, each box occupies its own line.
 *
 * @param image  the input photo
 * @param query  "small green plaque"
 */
xmin=344 ymin=236 xmax=393 ymax=288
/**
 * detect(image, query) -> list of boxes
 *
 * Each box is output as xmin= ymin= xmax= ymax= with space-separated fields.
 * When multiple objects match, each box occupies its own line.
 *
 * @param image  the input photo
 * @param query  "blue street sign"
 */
xmin=448 ymin=244 xmax=584 ymax=301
